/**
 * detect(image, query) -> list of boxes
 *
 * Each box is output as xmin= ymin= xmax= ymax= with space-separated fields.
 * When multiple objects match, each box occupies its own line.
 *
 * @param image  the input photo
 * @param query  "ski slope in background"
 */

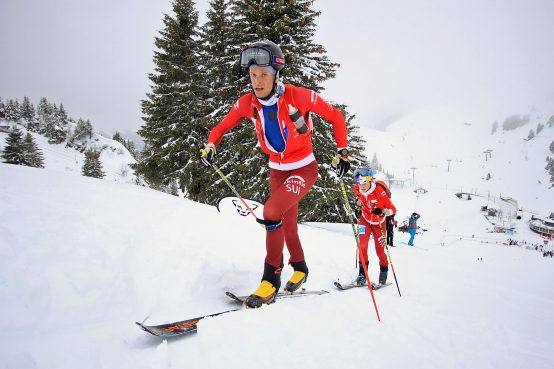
xmin=360 ymin=107 xmax=554 ymax=215
xmin=1 ymin=161 xmax=553 ymax=369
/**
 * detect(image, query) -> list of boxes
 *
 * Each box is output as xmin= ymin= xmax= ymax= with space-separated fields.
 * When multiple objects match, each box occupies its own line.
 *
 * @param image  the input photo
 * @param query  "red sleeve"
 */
xmin=291 ymin=86 xmax=348 ymax=149
xmin=380 ymin=192 xmax=396 ymax=216
xmin=207 ymin=94 xmax=252 ymax=148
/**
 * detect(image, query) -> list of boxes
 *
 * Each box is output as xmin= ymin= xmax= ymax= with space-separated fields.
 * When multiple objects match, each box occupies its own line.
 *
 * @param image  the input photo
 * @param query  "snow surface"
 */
xmin=1 ymin=113 xmax=554 ymax=368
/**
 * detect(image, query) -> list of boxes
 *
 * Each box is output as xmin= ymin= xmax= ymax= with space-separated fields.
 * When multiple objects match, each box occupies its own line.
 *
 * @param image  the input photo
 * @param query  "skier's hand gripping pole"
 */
xmin=200 ymin=146 xmax=259 ymax=223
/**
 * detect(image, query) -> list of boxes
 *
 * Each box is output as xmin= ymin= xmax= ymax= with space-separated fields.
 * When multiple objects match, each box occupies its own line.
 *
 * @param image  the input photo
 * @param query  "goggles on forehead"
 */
xmin=356 ymin=175 xmax=373 ymax=185
xmin=240 ymin=47 xmax=285 ymax=69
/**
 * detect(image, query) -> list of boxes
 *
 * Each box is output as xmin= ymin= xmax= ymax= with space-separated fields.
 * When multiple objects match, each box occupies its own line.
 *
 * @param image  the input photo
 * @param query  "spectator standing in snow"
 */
xmin=386 ymin=214 xmax=397 ymax=247
xmin=408 ymin=212 xmax=420 ymax=246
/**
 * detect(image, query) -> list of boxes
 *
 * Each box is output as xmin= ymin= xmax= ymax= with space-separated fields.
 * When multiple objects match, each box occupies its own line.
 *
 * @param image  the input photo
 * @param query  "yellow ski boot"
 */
xmin=284 ymin=271 xmax=307 ymax=292
xmin=244 ymin=280 xmax=277 ymax=308
xmin=285 ymin=260 xmax=309 ymax=292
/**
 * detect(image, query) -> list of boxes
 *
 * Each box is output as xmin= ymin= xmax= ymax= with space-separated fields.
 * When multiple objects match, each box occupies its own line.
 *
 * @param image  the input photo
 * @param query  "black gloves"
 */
xmin=371 ymin=207 xmax=384 ymax=216
xmin=200 ymin=143 xmax=216 ymax=167
xmin=331 ymin=149 xmax=350 ymax=178
xmin=354 ymin=204 xmax=362 ymax=219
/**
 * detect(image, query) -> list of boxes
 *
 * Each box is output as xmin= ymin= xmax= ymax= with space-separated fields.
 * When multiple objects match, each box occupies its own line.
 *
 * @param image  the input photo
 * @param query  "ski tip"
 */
xmin=225 ymin=291 xmax=247 ymax=303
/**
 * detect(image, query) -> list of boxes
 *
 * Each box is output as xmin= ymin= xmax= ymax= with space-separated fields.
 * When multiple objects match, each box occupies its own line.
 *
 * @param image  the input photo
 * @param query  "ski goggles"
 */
xmin=356 ymin=175 xmax=373 ymax=185
xmin=353 ymin=167 xmax=373 ymax=184
xmin=240 ymin=47 xmax=285 ymax=69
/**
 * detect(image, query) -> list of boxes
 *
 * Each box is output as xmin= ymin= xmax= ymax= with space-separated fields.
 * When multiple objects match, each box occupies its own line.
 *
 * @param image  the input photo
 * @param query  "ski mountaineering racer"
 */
xmin=200 ymin=40 xmax=350 ymax=308
xmin=352 ymin=167 xmax=396 ymax=286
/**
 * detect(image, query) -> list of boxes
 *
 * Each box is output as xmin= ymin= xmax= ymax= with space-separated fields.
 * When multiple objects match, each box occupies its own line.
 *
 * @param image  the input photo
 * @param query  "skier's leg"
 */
xmin=264 ymin=161 xmax=318 ymax=266
xmin=372 ymin=223 xmax=388 ymax=284
xmin=282 ymin=202 xmax=309 ymax=292
xmin=247 ymin=161 xmax=317 ymax=303
xmin=356 ymin=219 xmax=371 ymax=284
xmin=387 ymin=227 xmax=394 ymax=246
xmin=408 ymin=229 xmax=416 ymax=245
xmin=282 ymin=203 xmax=302 ymax=262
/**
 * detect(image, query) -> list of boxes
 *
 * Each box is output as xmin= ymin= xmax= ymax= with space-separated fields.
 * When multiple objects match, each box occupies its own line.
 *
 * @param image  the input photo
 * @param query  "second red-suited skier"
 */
xmin=352 ymin=167 xmax=396 ymax=286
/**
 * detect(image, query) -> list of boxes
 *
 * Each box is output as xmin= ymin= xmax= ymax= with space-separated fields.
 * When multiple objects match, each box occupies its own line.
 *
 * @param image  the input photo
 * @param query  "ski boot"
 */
xmin=284 ymin=260 xmax=309 ymax=293
xmin=355 ymin=274 xmax=366 ymax=286
xmin=355 ymin=261 xmax=369 ymax=285
xmin=244 ymin=263 xmax=281 ymax=309
xmin=244 ymin=280 xmax=277 ymax=308
xmin=379 ymin=266 xmax=388 ymax=285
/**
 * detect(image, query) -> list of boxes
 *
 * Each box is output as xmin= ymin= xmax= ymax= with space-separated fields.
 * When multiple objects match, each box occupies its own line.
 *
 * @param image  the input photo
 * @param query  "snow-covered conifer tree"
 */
xmin=0 ymin=98 xmax=5 ymax=119
xmin=20 ymin=96 xmax=39 ymax=131
xmin=67 ymin=118 xmax=93 ymax=151
xmin=209 ymin=0 xmax=368 ymax=221
xmin=135 ymin=0 xmax=210 ymax=196
xmin=22 ymin=133 xmax=45 ymax=168
xmin=1 ymin=126 xmax=26 ymax=165
xmin=82 ymin=149 xmax=105 ymax=178
xmin=4 ymin=99 xmax=21 ymax=121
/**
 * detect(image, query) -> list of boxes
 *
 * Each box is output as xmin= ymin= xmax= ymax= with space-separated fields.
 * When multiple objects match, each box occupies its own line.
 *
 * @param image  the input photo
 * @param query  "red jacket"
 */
xmin=207 ymin=84 xmax=348 ymax=170
xmin=353 ymin=183 xmax=396 ymax=225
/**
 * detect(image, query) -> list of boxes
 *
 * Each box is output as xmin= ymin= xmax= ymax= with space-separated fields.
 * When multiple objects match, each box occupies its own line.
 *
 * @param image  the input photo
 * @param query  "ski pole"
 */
xmin=210 ymin=162 xmax=259 ymax=222
xmin=339 ymin=179 xmax=381 ymax=322
xmin=378 ymin=220 xmax=402 ymax=297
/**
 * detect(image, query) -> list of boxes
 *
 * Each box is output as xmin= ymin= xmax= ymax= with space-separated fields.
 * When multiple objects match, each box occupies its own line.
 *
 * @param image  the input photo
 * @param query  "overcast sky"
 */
xmin=1 ymin=0 xmax=553 ymax=136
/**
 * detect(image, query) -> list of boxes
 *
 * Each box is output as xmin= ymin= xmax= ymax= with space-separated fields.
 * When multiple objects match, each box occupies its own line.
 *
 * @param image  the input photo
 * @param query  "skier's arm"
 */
xmin=293 ymin=87 xmax=347 ymax=149
xmin=382 ymin=195 xmax=396 ymax=217
xmin=207 ymin=94 xmax=251 ymax=148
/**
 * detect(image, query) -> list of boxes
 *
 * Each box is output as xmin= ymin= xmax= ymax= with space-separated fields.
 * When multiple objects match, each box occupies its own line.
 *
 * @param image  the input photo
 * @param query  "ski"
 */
xmin=136 ymin=308 xmax=241 ymax=338
xmin=137 ymin=289 xmax=329 ymax=338
xmin=334 ymin=281 xmax=392 ymax=291
xmin=225 ymin=288 xmax=329 ymax=303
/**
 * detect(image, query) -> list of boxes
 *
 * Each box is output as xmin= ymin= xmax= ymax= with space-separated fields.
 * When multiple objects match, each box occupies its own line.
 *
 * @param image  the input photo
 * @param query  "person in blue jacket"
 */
xmin=408 ymin=212 xmax=420 ymax=246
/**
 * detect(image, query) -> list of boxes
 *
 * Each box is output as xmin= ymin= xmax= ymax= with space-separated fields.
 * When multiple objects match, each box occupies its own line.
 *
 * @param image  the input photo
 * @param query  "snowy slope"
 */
xmin=1 ymin=163 xmax=553 ymax=369
xmin=0 ymin=122 xmax=137 ymax=183
xmin=361 ymin=108 xmax=554 ymax=214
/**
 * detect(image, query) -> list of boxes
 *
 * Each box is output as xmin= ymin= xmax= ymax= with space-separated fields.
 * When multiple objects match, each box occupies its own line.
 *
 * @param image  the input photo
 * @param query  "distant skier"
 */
xmin=200 ymin=40 xmax=350 ymax=308
xmin=352 ymin=167 xmax=396 ymax=286
xmin=386 ymin=214 xmax=397 ymax=246
xmin=408 ymin=212 xmax=421 ymax=246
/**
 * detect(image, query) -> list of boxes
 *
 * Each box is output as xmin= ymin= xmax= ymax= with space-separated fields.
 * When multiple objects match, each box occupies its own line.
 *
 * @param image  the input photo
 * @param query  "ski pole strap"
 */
xmin=256 ymin=218 xmax=283 ymax=231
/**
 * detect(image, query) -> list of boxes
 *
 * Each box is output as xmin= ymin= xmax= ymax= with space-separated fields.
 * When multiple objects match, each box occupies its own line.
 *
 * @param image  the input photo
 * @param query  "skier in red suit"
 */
xmin=352 ymin=167 xmax=396 ymax=286
xmin=200 ymin=40 xmax=350 ymax=308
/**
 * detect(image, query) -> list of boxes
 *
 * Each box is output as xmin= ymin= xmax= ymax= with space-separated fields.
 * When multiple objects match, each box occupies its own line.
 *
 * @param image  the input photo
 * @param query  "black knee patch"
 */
xmin=256 ymin=218 xmax=283 ymax=232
